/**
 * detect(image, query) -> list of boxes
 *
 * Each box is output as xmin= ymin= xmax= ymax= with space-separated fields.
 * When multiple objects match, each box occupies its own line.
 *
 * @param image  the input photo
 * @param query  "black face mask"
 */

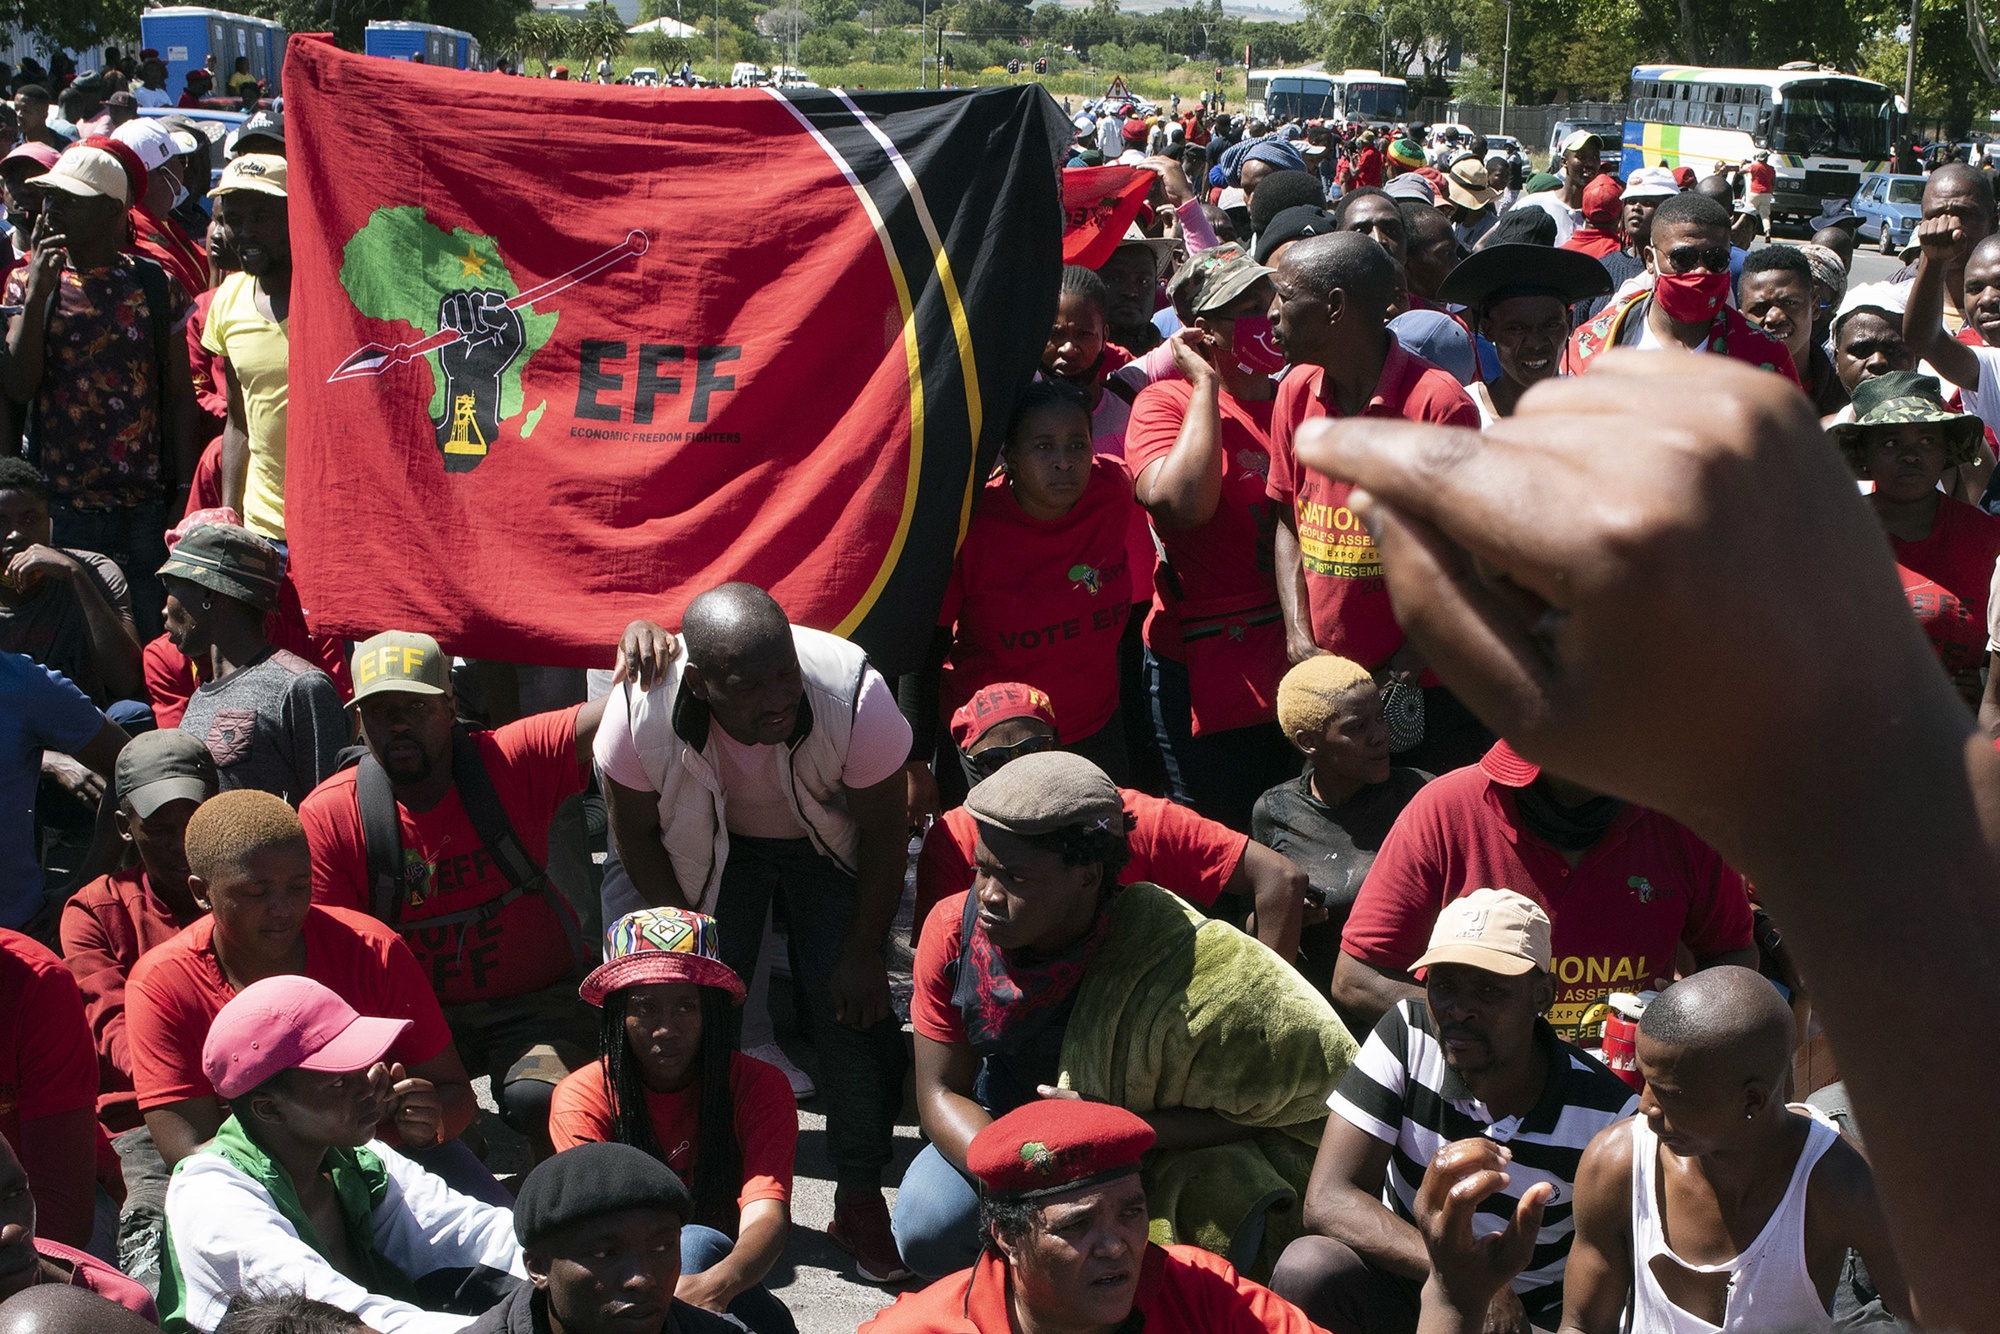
xmin=964 ymin=734 xmax=1057 ymax=785
xmin=1512 ymin=780 xmax=1624 ymax=851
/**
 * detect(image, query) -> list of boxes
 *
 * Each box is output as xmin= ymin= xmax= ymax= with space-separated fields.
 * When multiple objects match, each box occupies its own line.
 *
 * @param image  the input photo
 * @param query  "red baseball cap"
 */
xmin=1479 ymin=739 xmax=1540 ymax=788
xmin=203 ymin=976 xmax=411 ymax=1100
xmin=966 ymin=1100 xmax=1154 ymax=1200
xmin=948 ymin=682 xmax=1058 ymax=751
xmin=1581 ymin=172 xmax=1623 ymax=225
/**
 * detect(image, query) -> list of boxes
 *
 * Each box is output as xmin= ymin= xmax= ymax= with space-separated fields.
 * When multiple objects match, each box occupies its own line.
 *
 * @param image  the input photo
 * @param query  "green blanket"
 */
xmin=1057 ymin=883 xmax=1357 ymax=1280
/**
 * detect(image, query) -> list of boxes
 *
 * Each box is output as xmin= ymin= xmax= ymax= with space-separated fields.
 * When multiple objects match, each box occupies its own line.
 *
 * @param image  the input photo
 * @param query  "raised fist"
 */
xmin=437 ymin=289 xmax=525 ymax=383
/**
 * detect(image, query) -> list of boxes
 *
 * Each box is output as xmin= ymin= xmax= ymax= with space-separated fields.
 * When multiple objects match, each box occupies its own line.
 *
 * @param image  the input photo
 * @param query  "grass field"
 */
xmin=602 ymin=51 xmax=1240 ymax=101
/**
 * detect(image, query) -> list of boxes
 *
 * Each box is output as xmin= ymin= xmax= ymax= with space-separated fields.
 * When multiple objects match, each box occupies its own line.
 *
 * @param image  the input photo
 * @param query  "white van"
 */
xmin=730 ymin=61 xmax=765 ymax=86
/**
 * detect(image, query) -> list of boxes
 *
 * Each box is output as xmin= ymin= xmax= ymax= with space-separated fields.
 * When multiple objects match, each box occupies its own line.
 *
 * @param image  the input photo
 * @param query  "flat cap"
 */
xmin=514 ymin=1142 xmax=693 ymax=1245
xmin=964 ymin=751 xmax=1121 ymax=836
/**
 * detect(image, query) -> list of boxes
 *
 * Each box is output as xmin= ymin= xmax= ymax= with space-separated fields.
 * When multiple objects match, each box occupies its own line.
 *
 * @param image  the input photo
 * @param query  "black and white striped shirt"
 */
xmin=1329 ymin=1000 xmax=1638 ymax=1318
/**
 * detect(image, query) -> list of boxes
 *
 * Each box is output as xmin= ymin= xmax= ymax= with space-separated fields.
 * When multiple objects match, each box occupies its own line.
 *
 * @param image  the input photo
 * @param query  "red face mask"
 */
xmin=1652 ymin=267 xmax=1732 ymax=324
xmin=1229 ymin=315 xmax=1287 ymax=375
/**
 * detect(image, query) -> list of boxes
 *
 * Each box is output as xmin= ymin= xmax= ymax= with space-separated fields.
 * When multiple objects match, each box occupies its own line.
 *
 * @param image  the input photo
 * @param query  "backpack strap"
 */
xmin=450 ymin=729 xmax=545 ymax=897
xmin=355 ymin=751 xmax=407 ymax=928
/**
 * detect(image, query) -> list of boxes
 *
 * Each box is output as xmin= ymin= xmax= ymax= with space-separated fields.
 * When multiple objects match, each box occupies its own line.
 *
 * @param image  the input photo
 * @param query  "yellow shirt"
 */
xmin=201 ymin=272 xmax=289 ymax=540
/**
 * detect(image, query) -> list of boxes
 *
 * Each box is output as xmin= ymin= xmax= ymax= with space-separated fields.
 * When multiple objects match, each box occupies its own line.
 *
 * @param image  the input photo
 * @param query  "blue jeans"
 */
xmin=714 ymin=836 xmax=907 ymax=1193
xmin=890 ymin=1142 xmax=983 ymax=1279
xmin=682 ymin=1222 xmax=797 ymax=1334
xmin=49 ymin=498 xmax=169 ymax=641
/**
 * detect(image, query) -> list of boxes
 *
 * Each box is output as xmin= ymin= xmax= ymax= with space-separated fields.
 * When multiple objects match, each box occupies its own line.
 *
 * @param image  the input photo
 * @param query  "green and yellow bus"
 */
xmin=1622 ymin=64 xmax=1899 ymax=231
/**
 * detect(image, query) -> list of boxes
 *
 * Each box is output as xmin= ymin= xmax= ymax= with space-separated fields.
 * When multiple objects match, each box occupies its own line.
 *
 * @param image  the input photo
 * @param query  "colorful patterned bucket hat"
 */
xmin=581 ymin=907 xmax=746 ymax=1006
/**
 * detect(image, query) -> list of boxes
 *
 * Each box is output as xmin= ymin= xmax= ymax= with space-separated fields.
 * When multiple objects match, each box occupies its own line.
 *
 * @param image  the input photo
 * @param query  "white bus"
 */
xmin=1245 ymin=68 xmax=1408 ymax=127
xmin=1623 ymin=64 xmax=1899 ymax=232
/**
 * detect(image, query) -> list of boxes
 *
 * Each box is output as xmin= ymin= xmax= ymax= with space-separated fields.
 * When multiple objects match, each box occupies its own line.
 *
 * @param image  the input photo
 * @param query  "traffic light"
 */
xmin=943 ymin=49 xmax=953 ymax=69
xmin=1035 ymin=56 xmax=1047 ymax=74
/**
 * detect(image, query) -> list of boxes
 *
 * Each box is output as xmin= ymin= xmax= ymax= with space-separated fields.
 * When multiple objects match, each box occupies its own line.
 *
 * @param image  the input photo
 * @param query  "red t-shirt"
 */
xmin=912 ymin=788 xmax=1246 ymax=948
xmin=126 ymin=905 xmax=453 ymax=1111
xmin=547 ymin=1052 xmax=798 ymax=1209
xmin=59 ymin=865 xmax=204 ymax=1131
xmin=939 ymin=458 xmax=1138 ymax=742
xmin=0 ymin=930 xmax=99 ymax=1237
xmin=1747 ymin=161 xmax=1776 ymax=193
xmin=912 ymin=892 xmax=979 ymax=1045
xmin=1125 ymin=378 xmax=1280 ymax=660
xmin=1562 ymin=227 xmax=1622 ymax=259
xmin=302 ymin=707 xmax=586 ymax=1004
xmin=1888 ymin=496 xmax=2000 ymax=675
xmin=1266 ymin=341 xmax=1480 ymax=669
xmin=1339 ymin=766 xmax=1754 ymax=1042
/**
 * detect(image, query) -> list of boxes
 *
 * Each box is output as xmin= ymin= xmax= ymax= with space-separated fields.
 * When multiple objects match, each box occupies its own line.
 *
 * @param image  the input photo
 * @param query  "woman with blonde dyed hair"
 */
xmin=1252 ymin=655 xmax=1432 ymax=1007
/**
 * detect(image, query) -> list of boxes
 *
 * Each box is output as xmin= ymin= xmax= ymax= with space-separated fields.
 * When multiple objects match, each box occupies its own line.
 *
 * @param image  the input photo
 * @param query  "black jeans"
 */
xmin=50 ymin=498 xmax=169 ymax=641
xmin=1144 ymin=648 xmax=1297 ymax=835
xmin=714 ymin=836 xmax=907 ymax=1193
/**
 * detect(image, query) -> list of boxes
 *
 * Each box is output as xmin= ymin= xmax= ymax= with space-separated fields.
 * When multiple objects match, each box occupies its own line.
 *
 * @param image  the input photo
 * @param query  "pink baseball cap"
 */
xmin=203 ymin=976 xmax=411 ymax=1100
xmin=0 ymin=142 xmax=59 ymax=176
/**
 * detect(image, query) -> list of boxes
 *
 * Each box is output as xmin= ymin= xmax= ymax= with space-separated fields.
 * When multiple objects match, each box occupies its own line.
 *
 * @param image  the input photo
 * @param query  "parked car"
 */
xmin=138 ymin=105 xmax=250 ymax=189
xmin=1547 ymin=118 xmax=1624 ymax=159
xmin=729 ymin=61 xmax=765 ymax=86
xmin=1851 ymin=171 xmax=1926 ymax=254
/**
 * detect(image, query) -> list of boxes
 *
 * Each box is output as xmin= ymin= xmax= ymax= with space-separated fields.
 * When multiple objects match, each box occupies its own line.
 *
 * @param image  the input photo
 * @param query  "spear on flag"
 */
xmin=327 ymin=229 xmax=651 ymax=383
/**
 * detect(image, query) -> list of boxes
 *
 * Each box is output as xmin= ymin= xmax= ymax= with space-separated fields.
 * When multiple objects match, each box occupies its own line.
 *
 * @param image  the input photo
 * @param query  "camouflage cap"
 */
xmin=1831 ymin=370 xmax=1984 ymax=465
xmin=157 ymin=523 xmax=282 ymax=612
xmin=1167 ymin=243 xmax=1272 ymax=318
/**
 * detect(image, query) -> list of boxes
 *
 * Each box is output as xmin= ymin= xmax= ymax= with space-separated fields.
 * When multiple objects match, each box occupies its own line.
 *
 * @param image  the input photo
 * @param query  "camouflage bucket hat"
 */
xmin=1831 ymin=370 xmax=1984 ymax=466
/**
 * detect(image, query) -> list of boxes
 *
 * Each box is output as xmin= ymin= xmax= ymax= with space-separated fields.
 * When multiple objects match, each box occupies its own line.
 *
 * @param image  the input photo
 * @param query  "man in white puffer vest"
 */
xmin=595 ymin=582 xmax=917 ymax=1285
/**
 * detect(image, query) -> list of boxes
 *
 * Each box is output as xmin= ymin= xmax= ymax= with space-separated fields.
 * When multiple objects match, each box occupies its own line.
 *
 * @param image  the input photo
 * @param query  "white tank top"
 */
xmin=1630 ymin=1105 xmax=1838 ymax=1334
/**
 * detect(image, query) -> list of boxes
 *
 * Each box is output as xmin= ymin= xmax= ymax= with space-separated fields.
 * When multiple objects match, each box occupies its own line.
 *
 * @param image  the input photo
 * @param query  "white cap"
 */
xmin=32 ymin=145 xmax=130 ymax=205
xmin=110 ymin=119 xmax=182 ymax=172
xmin=1836 ymin=280 xmax=1910 ymax=323
xmin=1622 ymin=165 xmax=1680 ymax=201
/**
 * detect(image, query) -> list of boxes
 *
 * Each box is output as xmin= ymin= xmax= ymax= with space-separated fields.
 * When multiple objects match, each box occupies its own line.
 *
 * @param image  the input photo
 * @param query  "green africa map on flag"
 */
xmin=338 ymin=206 xmax=557 ymax=435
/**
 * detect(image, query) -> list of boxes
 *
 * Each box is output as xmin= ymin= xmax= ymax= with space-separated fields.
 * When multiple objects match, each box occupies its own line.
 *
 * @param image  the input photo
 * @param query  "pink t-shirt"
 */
xmin=597 ymin=669 xmax=909 ymax=838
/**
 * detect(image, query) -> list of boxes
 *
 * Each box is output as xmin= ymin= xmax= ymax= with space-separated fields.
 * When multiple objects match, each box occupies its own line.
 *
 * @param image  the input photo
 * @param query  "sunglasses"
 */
xmin=1662 ymin=246 xmax=1732 ymax=274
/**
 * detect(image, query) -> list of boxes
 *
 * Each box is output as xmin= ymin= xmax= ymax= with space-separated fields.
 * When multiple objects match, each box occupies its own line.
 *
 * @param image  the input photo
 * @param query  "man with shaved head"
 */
xmin=0 ymin=1282 xmax=158 ymax=1334
xmin=1556 ymin=968 xmax=1911 ymax=1333
xmin=596 ymin=581 xmax=918 ymax=1283
xmin=1264 ymin=231 xmax=1487 ymax=772
xmin=1896 ymin=163 xmax=1996 ymax=334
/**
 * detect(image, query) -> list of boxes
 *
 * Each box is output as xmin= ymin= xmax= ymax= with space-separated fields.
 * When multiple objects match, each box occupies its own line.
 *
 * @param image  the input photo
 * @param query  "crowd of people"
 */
xmin=0 ymin=46 xmax=1992 ymax=1334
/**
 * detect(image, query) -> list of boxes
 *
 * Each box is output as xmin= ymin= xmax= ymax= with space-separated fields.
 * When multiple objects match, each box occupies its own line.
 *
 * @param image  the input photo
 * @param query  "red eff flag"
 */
xmin=284 ymin=38 xmax=1067 ymax=672
xmin=1061 ymin=165 xmax=1154 ymax=270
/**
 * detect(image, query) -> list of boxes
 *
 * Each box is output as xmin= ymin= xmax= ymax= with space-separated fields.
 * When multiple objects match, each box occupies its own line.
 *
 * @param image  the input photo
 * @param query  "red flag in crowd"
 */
xmin=1061 ymin=165 xmax=1155 ymax=270
xmin=283 ymin=37 xmax=1067 ymax=672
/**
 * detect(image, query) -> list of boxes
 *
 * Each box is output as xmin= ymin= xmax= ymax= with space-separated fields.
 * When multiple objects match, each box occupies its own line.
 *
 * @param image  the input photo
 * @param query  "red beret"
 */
xmin=1671 ymin=166 xmax=1696 ymax=189
xmin=1122 ymin=119 xmax=1149 ymax=145
xmin=1581 ymin=172 xmax=1623 ymax=225
xmin=949 ymin=682 xmax=1058 ymax=751
xmin=966 ymin=1100 xmax=1154 ymax=1199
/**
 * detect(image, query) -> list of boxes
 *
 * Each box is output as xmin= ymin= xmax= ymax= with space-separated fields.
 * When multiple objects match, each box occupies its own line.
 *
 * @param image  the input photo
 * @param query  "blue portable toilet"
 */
xmin=365 ymin=20 xmax=477 ymax=69
xmin=141 ymin=7 xmax=287 ymax=102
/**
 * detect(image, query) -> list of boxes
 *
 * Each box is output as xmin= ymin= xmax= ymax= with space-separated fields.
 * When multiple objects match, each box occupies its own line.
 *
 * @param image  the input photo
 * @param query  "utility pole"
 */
xmin=1904 ymin=0 xmax=1918 ymax=110
xmin=919 ymin=0 xmax=927 ymax=87
xmin=1499 ymin=0 xmax=1512 ymax=134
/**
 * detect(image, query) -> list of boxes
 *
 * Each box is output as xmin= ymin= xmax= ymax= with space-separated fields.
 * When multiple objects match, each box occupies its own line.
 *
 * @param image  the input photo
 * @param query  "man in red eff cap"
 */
xmin=1560 ymin=174 xmax=1625 ymax=260
xmin=862 ymin=1101 xmax=1327 ymax=1334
